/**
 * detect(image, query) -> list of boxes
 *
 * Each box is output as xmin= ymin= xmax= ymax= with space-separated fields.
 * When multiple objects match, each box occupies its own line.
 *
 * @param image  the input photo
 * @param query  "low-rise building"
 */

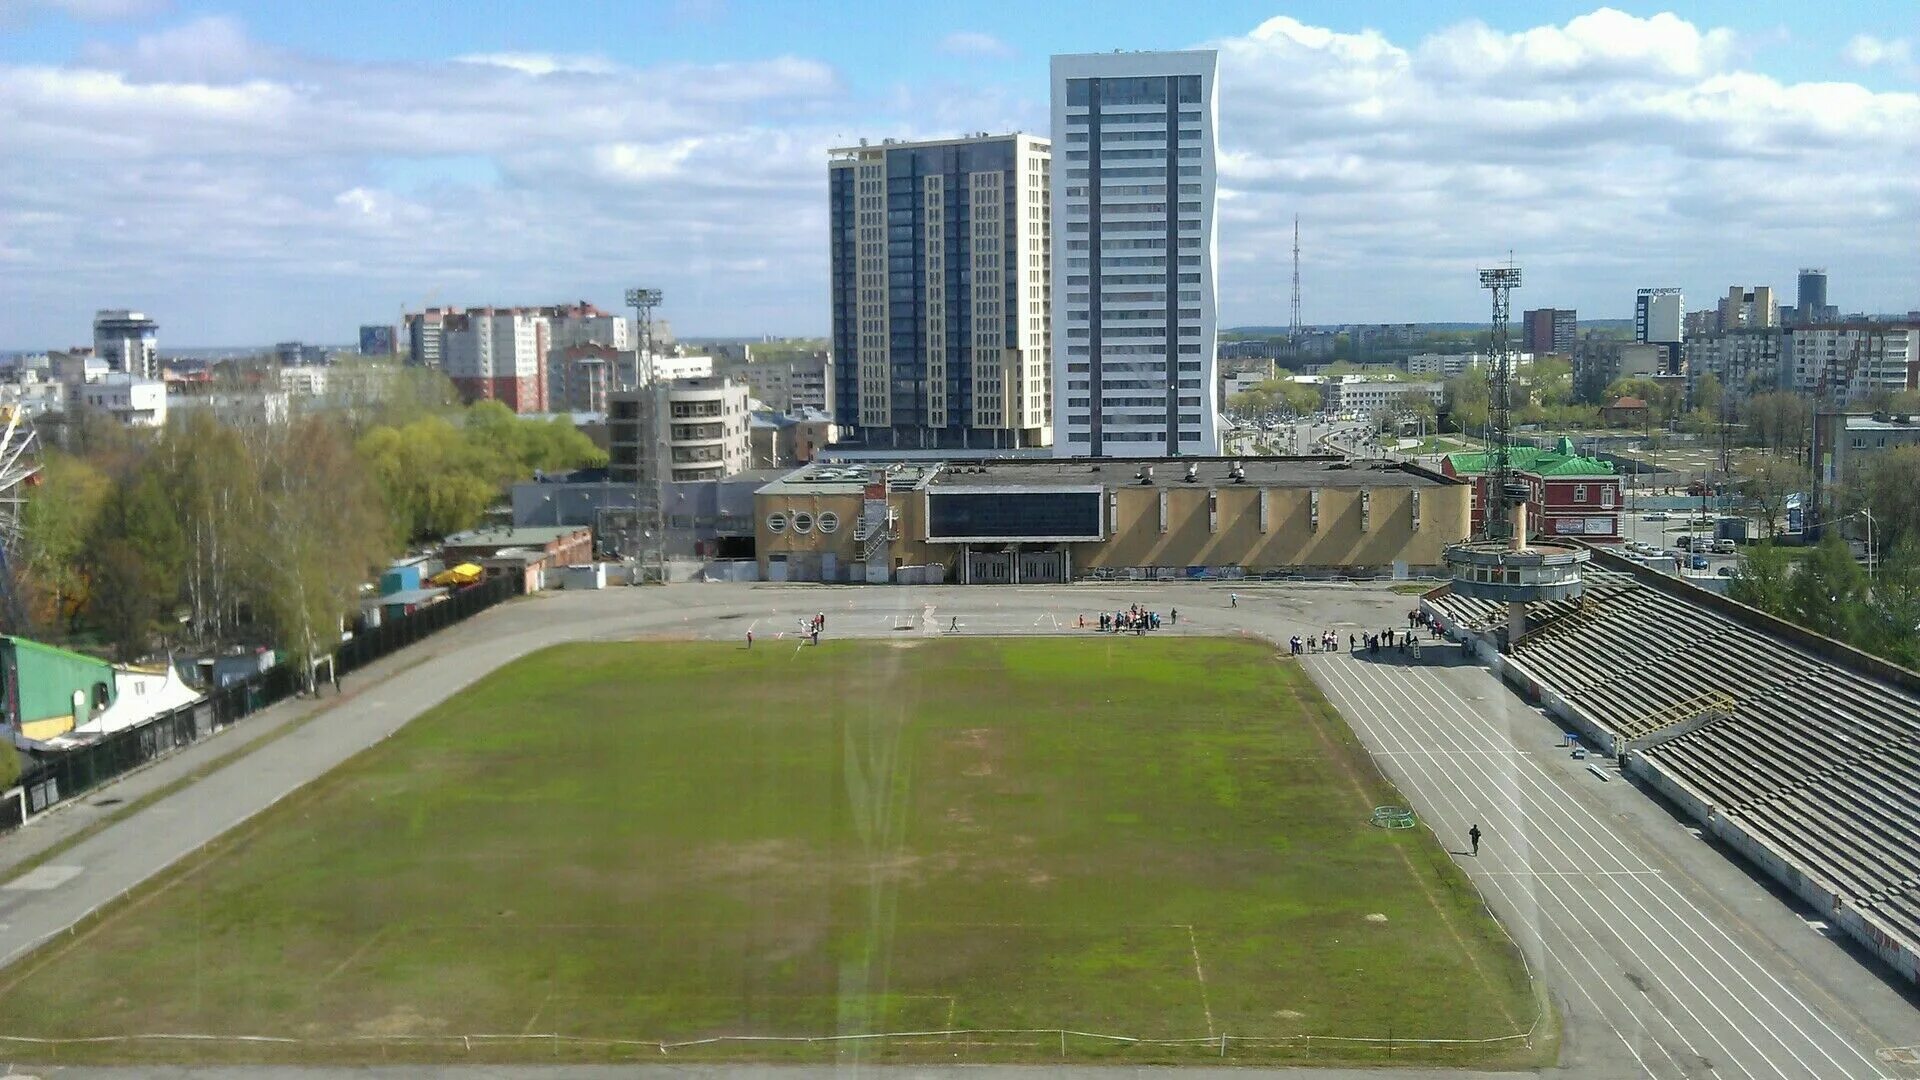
xmin=1322 ymin=377 xmax=1444 ymax=415
xmin=755 ymin=456 xmax=1470 ymax=584
xmin=70 ymin=374 xmax=166 ymax=427
xmin=439 ymin=524 xmax=593 ymax=583
xmin=1440 ymin=438 xmax=1622 ymax=541
xmin=278 ymin=365 xmax=329 ymax=398
xmin=167 ymin=390 xmax=290 ymax=427
xmin=608 ymin=377 xmax=751 ymax=485
xmin=739 ymin=352 xmax=833 ymax=416
xmin=1814 ymin=411 xmax=1920 ymax=498
xmin=1601 ymin=396 xmax=1649 ymax=427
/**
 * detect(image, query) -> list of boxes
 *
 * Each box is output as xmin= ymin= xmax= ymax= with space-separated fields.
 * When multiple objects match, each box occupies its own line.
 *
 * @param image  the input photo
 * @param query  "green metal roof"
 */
xmin=1443 ymin=439 xmax=1614 ymax=478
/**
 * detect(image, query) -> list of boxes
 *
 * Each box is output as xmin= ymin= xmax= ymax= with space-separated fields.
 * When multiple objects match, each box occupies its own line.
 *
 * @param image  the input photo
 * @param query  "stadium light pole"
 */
xmin=625 ymin=287 xmax=666 ymax=582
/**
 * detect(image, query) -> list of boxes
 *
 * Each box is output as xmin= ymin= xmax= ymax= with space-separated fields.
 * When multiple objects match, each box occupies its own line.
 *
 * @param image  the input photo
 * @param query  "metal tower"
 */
xmin=1289 ymin=215 xmax=1302 ymax=345
xmin=625 ymin=287 xmax=668 ymax=583
xmin=1479 ymin=264 xmax=1523 ymax=541
xmin=1445 ymin=260 xmax=1589 ymax=648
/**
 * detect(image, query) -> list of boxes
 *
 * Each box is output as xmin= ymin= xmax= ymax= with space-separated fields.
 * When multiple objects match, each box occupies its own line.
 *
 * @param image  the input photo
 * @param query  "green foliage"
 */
xmin=1529 ymin=357 xmax=1574 ymax=407
xmin=1226 ymin=378 xmax=1321 ymax=419
xmin=1743 ymin=391 xmax=1812 ymax=452
xmin=1788 ymin=532 xmax=1870 ymax=640
xmin=357 ymin=404 xmax=606 ymax=543
xmin=1851 ymin=445 xmax=1920 ymax=552
xmin=1735 ymin=455 xmax=1810 ymax=539
xmin=1729 ymin=542 xmax=1794 ymax=614
xmin=1443 ymin=364 xmax=1489 ymax=433
xmin=20 ymin=451 xmax=111 ymax=629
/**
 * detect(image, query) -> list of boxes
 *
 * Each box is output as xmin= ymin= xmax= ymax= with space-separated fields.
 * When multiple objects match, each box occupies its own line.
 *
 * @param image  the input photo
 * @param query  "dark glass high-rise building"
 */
xmin=827 ymin=134 xmax=1052 ymax=450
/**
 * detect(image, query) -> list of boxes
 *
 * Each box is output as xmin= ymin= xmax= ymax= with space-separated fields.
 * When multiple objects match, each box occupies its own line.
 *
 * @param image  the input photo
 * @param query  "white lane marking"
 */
xmin=1341 ymin=660 xmax=1786 ymax=1080
xmin=1398 ymin=661 xmax=1891 ymax=1079
xmin=1311 ymin=658 xmax=1677 ymax=1075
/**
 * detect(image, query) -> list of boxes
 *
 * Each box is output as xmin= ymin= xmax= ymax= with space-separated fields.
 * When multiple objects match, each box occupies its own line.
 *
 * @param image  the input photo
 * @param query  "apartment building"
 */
xmin=1522 ymin=308 xmax=1577 ymax=357
xmin=608 ymin=377 xmax=751 ymax=485
xmin=441 ymin=308 xmax=548 ymax=412
xmin=1051 ymin=49 xmax=1220 ymax=456
xmin=93 ymin=310 xmax=158 ymax=380
xmin=1718 ymin=285 xmax=1778 ymax=332
xmin=829 ymin=133 xmax=1051 ymax=450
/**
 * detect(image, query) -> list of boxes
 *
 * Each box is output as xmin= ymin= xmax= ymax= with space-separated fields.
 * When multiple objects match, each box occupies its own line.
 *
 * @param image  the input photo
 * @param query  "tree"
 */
xmin=1745 ymin=392 xmax=1812 ymax=453
xmin=1861 ymin=539 xmax=1920 ymax=668
xmin=254 ymin=417 xmax=393 ymax=683
xmin=1788 ymin=531 xmax=1869 ymax=641
xmin=1529 ymin=357 xmax=1574 ymax=407
xmin=1729 ymin=542 xmax=1793 ymax=616
xmin=1693 ymin=373 xmax=1724 ymax=420
xmin=1852 ymin=446 xmax=1920 ymax=552
xmin=20 ymin=451 xmax=111 ymax=630
xmin=1735 ymin=455 xmax=1810 ymax=539
xmin=1443 ymin=364 xmax=1489 ymax=434
xmin=84 ymin=469 xmax=186 ymax=660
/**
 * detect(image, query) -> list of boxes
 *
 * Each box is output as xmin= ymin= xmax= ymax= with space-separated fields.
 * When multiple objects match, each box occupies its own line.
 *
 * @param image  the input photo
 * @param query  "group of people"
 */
xmin=1287 ymin=631 xmax=1340 ymax=655
xmin=1091 ymin=604 xmax=1174 ymax=635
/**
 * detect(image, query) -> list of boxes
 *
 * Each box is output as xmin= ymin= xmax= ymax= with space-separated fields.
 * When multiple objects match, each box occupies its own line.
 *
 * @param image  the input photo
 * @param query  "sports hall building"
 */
xmin=754 ymin=456 xmax=1470 ymax=583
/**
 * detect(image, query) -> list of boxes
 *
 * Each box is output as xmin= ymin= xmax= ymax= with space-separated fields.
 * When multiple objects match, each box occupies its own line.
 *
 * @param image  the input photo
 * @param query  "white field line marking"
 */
xmin=315 ymin=925 xmax=389 ymax=992
xmin=1406 ymin=662 xmax=1890 ymax=1073
xmin=521 ymin=988 xmax=554 ymax=1036
xmin=1310 ymin=658 xmax=1683 ymax=1077
xmin=1335 ymin=659 xmax=1779 ymax=1080
xmin=1477 ymin=870 xmax=1664 ymax=878
xmin=1181 ymin=923 xmax=1215 ymax=1039
xmin=1364 ymin=658 xmax=1842 ymax=1079
xmin=1398 ymin=660 xmax=1889 ymax=1079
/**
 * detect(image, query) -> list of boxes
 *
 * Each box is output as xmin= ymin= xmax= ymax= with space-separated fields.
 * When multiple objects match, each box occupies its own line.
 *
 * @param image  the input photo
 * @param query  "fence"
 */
xmin=4 ymin=575 xmax=516 ymax=830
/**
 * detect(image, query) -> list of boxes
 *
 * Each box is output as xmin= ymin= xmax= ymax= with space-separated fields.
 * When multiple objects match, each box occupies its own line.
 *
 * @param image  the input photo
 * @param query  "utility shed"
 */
xmin=1 ymin=637 xmax=117 ymax=740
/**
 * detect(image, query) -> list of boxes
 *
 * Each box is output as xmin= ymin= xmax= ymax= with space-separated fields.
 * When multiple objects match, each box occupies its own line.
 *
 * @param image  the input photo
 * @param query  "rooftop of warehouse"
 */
xmin=927 ymin=456 xmax=1457 ymax=489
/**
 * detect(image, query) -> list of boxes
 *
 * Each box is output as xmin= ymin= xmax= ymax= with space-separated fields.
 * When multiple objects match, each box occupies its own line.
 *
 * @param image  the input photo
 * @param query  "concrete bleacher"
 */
xmin=1426 ymin=566 xmax=1920 ymax=983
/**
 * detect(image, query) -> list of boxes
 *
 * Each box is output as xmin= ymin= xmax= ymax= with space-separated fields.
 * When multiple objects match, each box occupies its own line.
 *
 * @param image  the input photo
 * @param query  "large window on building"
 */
xmin=927 ymin=490 xmax=1103 ymax=541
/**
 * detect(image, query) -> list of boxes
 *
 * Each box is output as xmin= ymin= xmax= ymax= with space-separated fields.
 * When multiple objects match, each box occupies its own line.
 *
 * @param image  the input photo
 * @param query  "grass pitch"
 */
xmin=0 ymin=637 xmax=1543 ymax=1064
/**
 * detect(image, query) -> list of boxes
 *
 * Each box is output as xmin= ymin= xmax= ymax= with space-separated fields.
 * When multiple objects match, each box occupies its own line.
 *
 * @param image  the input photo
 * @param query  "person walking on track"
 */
xmin=1469 ymin=824 xmax=1482 ymax=857
xmin=1230 ymin=592 xmax=1238 ymax=608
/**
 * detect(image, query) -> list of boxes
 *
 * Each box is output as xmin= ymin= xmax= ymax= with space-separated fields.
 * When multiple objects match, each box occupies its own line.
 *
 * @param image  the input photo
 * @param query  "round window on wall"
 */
xmin=766 ymin=511 xmax=789 ymax=534
xmin=817 ymin=511 xmax=839 ymax=534
xmin=792 ymin=511 xmax=814 ymax=534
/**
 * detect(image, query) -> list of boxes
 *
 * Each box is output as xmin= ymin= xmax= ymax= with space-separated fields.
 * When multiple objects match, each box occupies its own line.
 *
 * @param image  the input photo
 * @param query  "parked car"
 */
xmin=1716 ymin=566 xmax=1736 ymax=577
xmin=1643 ymin=510 xmax=1671 ymax=521
xmin=1713 ymin=539 xmax=1736 ymax=554
xmin=1690 ymin=554 xmax=1710 ymax=570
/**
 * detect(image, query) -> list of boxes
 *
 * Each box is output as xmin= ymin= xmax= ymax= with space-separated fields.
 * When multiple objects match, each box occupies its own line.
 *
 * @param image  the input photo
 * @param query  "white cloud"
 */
xmin=937 ymin=31 xmax=1014 ymax=60
xmin=78 ymin=15 xmax=269 ymax=81
xmin=454 ymin=52 xmax=617 ymax=77
xmin=1843 ymin=34 xmax=1914 ymax=73
xmin=0 ymin=8 xmax=1914 ymax=345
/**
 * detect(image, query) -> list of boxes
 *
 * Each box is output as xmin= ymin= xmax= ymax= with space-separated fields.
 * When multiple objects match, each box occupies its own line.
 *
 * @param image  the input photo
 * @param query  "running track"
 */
xmin=1309 ymin=649 xmax=1901 ymax=1080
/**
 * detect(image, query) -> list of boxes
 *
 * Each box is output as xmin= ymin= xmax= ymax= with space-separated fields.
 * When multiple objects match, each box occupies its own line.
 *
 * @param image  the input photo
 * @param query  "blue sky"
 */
xmin=0 ymin=0 xmax=1915 ymax=345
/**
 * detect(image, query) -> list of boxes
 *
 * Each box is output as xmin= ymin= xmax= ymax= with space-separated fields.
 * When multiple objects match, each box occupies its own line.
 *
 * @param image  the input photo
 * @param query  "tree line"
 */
xmin=21 ymin=390 xmax=604 ymax=671
xmin=1730 ymin=534 xmax=1920 ymax=671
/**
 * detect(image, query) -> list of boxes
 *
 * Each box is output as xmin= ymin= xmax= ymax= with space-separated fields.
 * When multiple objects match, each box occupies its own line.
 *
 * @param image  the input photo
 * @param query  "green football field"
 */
xmin=0 ymin=637 xmax=1545 ymax=1065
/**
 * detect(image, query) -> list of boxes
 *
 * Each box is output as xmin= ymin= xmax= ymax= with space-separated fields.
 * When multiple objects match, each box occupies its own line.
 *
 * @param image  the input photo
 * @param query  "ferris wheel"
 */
xmin=0 ymin=405 xmax=42 ymax=632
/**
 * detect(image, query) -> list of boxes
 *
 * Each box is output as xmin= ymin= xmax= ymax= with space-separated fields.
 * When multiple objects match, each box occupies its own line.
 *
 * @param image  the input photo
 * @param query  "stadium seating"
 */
xmin=1427 ymin=568 xmax=1920 ymax=976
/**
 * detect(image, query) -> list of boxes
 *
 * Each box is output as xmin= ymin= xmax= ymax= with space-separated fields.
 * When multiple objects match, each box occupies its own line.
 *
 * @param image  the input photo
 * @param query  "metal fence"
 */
xmin=5 ymin=575 xmax=517 ymax=830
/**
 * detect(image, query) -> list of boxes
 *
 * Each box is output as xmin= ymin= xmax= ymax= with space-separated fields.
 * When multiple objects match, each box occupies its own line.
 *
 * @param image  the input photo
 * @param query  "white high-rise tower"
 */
xmin=1050 ymin=49 xmax=1220 ymax=457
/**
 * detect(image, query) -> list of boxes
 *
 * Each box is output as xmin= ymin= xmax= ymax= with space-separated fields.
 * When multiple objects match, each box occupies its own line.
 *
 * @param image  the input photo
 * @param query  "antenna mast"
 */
xmin=1289 ymin=215 xmax=1302 ymax=345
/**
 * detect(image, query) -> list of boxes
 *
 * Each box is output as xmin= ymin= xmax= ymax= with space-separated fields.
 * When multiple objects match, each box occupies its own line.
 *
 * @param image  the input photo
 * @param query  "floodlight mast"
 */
xmin=625 ymin=287 xmax=666 ymax=582
xmin=1479 ymin=265 xmax=1523 ymax=542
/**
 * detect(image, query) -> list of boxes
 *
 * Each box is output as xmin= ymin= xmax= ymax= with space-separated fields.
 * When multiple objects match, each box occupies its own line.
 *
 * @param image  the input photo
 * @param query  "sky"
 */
xmin=0 ymin=0 xmax=1916 ymax=347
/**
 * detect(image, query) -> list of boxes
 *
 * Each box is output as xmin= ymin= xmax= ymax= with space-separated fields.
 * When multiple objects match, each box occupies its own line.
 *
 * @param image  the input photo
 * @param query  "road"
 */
xmin=1 ymin=582 xmax=1914 ymax=1078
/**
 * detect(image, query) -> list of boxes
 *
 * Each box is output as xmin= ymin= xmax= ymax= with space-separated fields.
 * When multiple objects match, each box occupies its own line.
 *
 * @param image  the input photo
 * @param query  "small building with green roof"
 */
xmin=1440 ymin=437 xmax=1622 ymax=540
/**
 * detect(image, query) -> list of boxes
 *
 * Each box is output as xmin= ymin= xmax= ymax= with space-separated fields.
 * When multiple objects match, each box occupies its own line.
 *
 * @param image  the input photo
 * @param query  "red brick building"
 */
xmin=1442 ymin=439 xmax=1622 ymax=541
